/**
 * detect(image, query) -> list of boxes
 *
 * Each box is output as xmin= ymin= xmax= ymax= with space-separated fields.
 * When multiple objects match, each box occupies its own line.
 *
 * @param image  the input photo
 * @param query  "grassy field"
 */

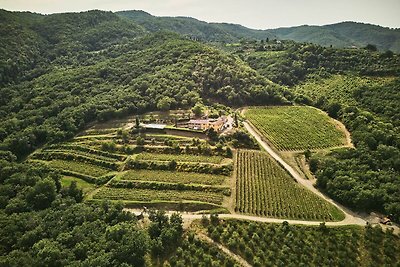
xmin=246 ymin=106 xmax=346 ymax=150
xmin=93 ymin=187 xmax=224 ymax=205
xmin=235 ymin=150 xmax=344 ymax=221
xmin=206 ymin=220 xmax=400 ymax=267
xmin=136 ymin=152 xmax=224 ymax=164
xmin=117 ymin=170 xmax=226 ymax=185
xmin=61 ymin=176 xmax=96 ymax=194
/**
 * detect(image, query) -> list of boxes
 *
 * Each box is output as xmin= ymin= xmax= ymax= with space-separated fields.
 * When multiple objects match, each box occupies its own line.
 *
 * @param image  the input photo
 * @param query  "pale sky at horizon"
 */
xmin=1 ymin=0 xmax=399 ymax=29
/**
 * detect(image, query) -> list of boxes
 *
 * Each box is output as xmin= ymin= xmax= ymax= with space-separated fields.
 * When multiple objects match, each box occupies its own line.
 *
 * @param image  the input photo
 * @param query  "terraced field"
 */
xmin=93 ymin=187 xmax=225 ymax=205
xmin=117 ymin=170 xmax=226 ymax=185
xmin=136 ymin=152 xmax=224 ymax=164
xmin=29 ymin=122 xmax=232 ymax=210
xmin=47 ymin=160 xmax=112 ymax=177
xmin=235 ymin=150 xmax=344 ymax=221
xmin=246 ymin=106 xmax=346 ymax=151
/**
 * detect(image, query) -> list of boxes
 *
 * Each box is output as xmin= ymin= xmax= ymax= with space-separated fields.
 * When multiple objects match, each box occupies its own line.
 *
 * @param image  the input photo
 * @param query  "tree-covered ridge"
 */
xmin=236 ymin=40 xmax=400 ymax=86
xmin=117 ymin=10 xmax=400 ymax=52
xmin=271 ymin=21 xmax=400 ymax=53
xmin=116 ymin=10 xmax=276 ymax=42
xmin=0 ymin=9 xmax=146 ymax=86
xmin=0 ymin=32 xmax=286 ymax=159
xmin=294 ymin=75 xmax=400 ymax=222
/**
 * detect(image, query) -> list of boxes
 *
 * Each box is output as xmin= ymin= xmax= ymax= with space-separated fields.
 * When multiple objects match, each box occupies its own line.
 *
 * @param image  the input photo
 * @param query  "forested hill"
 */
xmin=271 ymin=22 xmax=400 ymax=53
xmin=0 ymin=9 xmax=286 ymax=159
xmin=117 ymin=10 xmax=400 ymax=52
xmin=116 ymin=10 xmax=276 ymax=42
xmin=0 ymin=9 xmax=146 ymax=85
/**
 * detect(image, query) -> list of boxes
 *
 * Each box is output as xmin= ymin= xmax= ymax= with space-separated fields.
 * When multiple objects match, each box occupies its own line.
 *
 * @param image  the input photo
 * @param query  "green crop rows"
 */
xmin=246 ymin=106 xmax=345 ymax=150
xmin=93 ymin=187 xmax=224 ymax=204
xmin=47 ymin=160 xmax=112 ymax=177
xmin=167 ymin=233 xmax=235 ymax=266
xmin=206 ymin=220 xmax=400 ymax=266
xmin=136 ymin=152 xmax=224 ymax=164
xmin=235 ymin=150 xmax=344 ymax=221
xmin=118 ymin=170 xmax=226 ymax=185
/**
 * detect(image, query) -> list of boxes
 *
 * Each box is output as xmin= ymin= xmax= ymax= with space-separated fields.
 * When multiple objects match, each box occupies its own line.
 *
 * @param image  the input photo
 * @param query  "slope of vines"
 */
xmin=246 ymin=106 xmax=346 ymax=150
xmin=235 ymin=150 xmax=344 ymax=221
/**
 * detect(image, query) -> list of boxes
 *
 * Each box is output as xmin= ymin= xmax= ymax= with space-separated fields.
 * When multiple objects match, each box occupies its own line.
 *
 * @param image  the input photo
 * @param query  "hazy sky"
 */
xmin=1 ymin=0 xmax=399 ymax=29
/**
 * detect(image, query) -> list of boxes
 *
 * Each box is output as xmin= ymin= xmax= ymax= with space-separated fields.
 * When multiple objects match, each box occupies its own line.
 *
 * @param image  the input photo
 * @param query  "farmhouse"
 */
xmin=188 ymin=117 xmax=227 ymax=132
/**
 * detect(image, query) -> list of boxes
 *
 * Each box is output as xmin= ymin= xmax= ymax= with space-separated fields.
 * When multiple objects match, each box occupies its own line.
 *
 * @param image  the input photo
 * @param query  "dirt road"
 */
xmin=198 ymin=233 xmax=251 ymax=267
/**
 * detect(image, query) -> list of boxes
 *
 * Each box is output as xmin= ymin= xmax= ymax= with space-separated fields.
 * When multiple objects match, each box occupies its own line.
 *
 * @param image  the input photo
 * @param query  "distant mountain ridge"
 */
xmin=117 ymin=10 xmax=400 ymax=52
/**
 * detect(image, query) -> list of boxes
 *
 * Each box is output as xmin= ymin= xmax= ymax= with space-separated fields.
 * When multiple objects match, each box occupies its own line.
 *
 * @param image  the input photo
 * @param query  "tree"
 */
xmin=157 ymin=97 xmax=173 ymax=111
xmin=210 ymin=214 xmax=219 ymax=226
xmin=26 ymin=178 xmax=57 ymax=210
xmin=135 ymin=116 xmax=140 ymax=129
xmin=121 ymin=130 xmax=129 ymax=143
xmin=365 ymin=44 xmax=377 ymax=51
xmin=206 ymin=128 xmax=218 ymax=142
xmin=63 ymin=181 xmax=83 ymax=202
xmin=381 ymin=50 xmax=394 ymax=58
xmin=327 ymin=102 xmax=341 ymax=118
xmin=136 ymin=136 xmax=145 ymax=146
xmin=192 ymin=103 xmax=204 ymax=117
xmin=234 ymin=112 xmax=238 ymax=127
xmin=106 ymin=222 xmax=150 ymax=266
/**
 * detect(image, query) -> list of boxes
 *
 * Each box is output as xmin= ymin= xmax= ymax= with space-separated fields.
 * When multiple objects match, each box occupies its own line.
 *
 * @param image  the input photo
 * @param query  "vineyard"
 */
xmin=92 ymin=187 xmax=225 ymax=205
xmin=235 ymin=150 xmax=344 ymax=221
xmin=27 ymin=118 xmax=232 ymax=210
xmin=136 ymin=152 xmax=225 ymax=164
xmin=117 ymin=170 xmax=226 ymax=185
xmin=206 ymin=220 xmax=400 ymax=267
xmin=246 ymin=106 xmax=346 ymax=150
xmin=47 ymin=160 xmax=112 ymax=177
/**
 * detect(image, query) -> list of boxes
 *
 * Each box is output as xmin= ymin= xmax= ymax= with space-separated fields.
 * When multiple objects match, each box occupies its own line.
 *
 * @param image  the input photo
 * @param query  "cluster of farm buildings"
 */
xmin=141 ymin=116 xmax=229 ymax=133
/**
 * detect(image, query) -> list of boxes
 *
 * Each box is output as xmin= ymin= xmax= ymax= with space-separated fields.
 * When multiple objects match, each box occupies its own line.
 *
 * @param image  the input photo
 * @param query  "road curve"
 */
xmin=243 ymin=121 xmax=366 ymax=226
xmin=126 ymin=209 xmax=365 ymax=228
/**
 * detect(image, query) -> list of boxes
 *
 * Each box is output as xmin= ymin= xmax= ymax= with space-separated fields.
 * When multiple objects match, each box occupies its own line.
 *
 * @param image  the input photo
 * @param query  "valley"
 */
xmin=1 ymin=7 xmax=399 ymax=266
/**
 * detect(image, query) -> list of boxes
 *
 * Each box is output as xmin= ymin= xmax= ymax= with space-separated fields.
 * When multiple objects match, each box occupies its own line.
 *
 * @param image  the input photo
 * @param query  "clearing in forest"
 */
xmin=245 ymin=106 xmax=346 ymax=151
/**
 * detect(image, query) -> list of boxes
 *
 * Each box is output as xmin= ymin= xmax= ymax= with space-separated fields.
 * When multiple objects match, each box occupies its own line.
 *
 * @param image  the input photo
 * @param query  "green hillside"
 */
xmin=1 ymin=7 xmax=399 ymax=267
xmin=0 ymin=9 xmax=146 ymax=85
xmin=271 ymin=22 xmax=400 ymax=52
xmin=117 ymin=11 xmax=400 ymax=52
xmin=117 ymin=10 xmax=276 ymax=42
xmin=0 ymin=10 xmax=286 ymax=159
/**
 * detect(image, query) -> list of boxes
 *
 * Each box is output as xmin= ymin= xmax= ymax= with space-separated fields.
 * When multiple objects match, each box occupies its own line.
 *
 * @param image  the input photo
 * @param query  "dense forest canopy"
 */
xmin=0 ymin=9 xmax=286 ymax=159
